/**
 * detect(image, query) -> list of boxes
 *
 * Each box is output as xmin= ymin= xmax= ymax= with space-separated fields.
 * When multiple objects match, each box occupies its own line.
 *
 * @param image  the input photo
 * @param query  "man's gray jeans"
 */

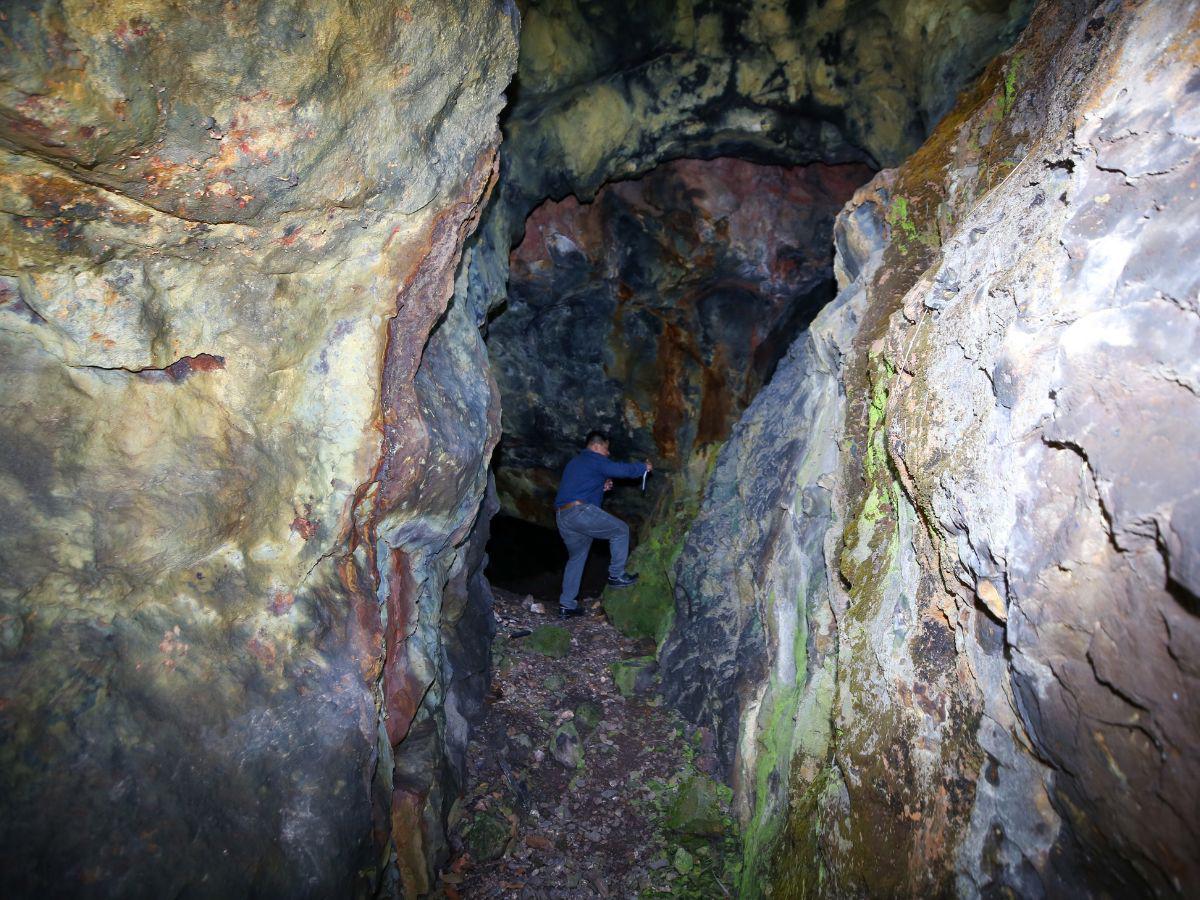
xmin=556 ymin=503 xmax=629 ymax=608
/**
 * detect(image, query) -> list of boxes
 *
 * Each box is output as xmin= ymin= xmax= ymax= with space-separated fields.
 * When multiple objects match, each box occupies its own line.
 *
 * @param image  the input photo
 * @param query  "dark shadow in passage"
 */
xmin=485 ymin=514 xmax=639 ymax=604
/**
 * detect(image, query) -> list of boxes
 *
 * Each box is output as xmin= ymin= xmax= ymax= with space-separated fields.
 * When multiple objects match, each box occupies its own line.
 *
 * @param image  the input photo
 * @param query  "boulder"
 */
xmin=661 ymin=1 xmax=1200 ymax=896
xmin=665 ymin=775 xmax=726 ymax=838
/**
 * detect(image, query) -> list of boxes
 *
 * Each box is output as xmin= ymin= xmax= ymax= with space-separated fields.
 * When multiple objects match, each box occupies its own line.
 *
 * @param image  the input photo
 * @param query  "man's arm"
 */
xmin=598 ymin=457 xmax=650 ymax=479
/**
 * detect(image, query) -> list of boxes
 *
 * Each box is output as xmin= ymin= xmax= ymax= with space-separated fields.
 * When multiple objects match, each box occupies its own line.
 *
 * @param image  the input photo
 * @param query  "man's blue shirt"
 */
xmin=555 ymin=450 xmax=647 ymax=508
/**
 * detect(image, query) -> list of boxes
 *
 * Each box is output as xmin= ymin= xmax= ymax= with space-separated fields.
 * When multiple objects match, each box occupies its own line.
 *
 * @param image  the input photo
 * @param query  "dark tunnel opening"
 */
xmin=484 ymin=513 xmax=631 ymax=601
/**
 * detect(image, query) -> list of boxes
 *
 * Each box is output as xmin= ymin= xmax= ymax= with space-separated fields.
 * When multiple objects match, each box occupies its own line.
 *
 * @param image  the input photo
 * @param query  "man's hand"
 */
xmin=604 ymin=478 xmax=614 ymax=492
xmin=644 ymin=460 xmax=653 ymax=473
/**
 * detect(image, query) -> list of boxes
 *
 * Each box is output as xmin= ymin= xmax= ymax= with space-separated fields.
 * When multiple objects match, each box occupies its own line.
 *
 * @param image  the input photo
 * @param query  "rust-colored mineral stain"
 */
xmin=247 ymin=635 xmax=277 ymax=666
xmin=164 ymin=353 xmax=225 ymax=381
xmin=289 ymin=514 xmax=318 ymax=540
xmin=652 ymin=322 xmax=686 ymax=461
xmin=382 ymin=548 xmax=427 ymax=747
xmin=337 ymin=555 xmax=383 ymax=680
xmin=696 ymin=352 xmax=732 ymax=446
xmin=268 ymin=590 xmax=295 ymax=616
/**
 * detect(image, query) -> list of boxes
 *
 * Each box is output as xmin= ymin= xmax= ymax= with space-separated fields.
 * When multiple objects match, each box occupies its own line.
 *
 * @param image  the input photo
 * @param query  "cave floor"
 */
xmin=443 ymin=586 xmax=739 ymax=898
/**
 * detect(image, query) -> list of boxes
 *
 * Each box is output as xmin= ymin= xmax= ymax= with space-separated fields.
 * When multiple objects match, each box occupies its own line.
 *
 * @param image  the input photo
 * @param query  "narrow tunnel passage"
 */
xmin=4 ymin=1 xmax=1197 ymax=898
xmin=468 ymin=153 xmax=876 ymax=899
xmin=486 ymin=156 xmax=874 ymax=534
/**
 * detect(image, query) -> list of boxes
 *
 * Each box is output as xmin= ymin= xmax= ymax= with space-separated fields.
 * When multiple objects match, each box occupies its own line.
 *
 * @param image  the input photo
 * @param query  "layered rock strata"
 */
xmin=0 ymin=2 xmax=517 ymax=895
xmin=491 ymin=157 xmax=872 ymax=527
xmin=660 ymin=0 xmax=1200 ymax=895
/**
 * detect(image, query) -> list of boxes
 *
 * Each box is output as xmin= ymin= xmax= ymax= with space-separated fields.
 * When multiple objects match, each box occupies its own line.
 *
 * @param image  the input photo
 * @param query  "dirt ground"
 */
xmin=441 ymin=584 xmax=740 ymax=899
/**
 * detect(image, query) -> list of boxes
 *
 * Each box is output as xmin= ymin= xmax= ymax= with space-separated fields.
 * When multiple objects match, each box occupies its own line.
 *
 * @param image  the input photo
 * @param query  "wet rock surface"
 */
xmin=661 ymin=0 xmax=1200 ymax=896
xmin=447 ymin=587 xmax=740 ymax=898
xmin=0 ymin=1 xmax=517 ymax=895
xmin=491 ymin=157 xmax=872 ymax=526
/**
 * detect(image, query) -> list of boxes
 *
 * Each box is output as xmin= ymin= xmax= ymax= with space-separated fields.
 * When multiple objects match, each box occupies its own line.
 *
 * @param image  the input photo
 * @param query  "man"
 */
xmin=553 ymin=430 xmax=652 ymax=619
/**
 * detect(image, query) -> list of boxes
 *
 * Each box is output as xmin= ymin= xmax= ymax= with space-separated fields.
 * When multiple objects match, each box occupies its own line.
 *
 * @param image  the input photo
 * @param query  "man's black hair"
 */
xmin=585 ymin=430 xmax=610 ymax=447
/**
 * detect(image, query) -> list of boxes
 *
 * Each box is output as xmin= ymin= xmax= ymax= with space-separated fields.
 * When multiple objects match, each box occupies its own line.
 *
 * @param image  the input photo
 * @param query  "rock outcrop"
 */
xmin=0 ymin=2 xmax=517 ymax=895
xmin=491 ymin=157 xmax=872 ymax=526
xmin=661 ymin=0 xmax=1200 ymax=896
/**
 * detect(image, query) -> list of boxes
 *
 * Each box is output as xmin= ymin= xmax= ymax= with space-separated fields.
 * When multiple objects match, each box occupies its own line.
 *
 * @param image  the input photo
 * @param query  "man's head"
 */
xmin=585 ymin=430 xmax=610 ymax=456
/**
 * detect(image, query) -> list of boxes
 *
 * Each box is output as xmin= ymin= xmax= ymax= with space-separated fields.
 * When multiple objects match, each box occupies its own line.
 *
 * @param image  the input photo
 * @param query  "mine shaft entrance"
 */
xmin=485 ymin=156 xmax=876 ymax=549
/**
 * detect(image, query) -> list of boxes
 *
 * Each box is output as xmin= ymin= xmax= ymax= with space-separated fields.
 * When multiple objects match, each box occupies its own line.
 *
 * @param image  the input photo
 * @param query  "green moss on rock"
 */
xmin=574 ymin=700 xmax=603 ymax=737
xmin=462 ymin=811 xmax=510 ymax=862
xmin=609 ymin=656 xmax=657 ymax=698
xmin=665 ymin=773 xmax=727 ymax=837
xmin=525 ymin=625 xmax=571 ymax=659
xmin=604 ymin=444 xmax=721 ymax=642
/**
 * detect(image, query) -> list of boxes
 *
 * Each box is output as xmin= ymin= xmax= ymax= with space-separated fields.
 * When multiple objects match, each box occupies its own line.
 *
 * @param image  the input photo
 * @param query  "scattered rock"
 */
xmin=526 ymin=625 xmax=572 ymax=658
xmin=453 ymin=586 xmax=741 ymax=897
xmin=550 ymin=721 xmax=583 ymax=768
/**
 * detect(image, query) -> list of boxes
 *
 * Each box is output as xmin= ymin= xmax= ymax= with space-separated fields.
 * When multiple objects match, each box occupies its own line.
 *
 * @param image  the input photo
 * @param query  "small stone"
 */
xmin=976 ymin=578 xmax=1007 ymax=621
xmin=574 ymin=701 xmax=603 ymax=737
xmin=648 ymin=858 xmax=669 ymax=870
xmin=550 ymin=721 xmax=583 ymax=768
xmin=462 ymin=812 xmax=510 ymax=862
xmin=525 ymin=833 xmax=554 ymax=851
xmin=608 ymin=655 xmax=657 ymax=697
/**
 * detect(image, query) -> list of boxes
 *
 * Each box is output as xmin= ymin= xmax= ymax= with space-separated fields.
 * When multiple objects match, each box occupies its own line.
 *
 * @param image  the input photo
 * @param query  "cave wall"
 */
xmin=0 ymin=2 xmax=517 ymax=895
xmin=461 ymin=0 xmax=1036 ymax=350
xmin=660 ymin=0 xmax=1200 ymax=895
xmin=491 ymin=157 xmax=872 ymax=527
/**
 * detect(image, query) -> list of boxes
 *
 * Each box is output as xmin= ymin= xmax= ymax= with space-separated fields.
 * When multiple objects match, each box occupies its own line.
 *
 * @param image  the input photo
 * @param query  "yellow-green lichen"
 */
xmin=999 ymin=52 xmax=1025 ymax=118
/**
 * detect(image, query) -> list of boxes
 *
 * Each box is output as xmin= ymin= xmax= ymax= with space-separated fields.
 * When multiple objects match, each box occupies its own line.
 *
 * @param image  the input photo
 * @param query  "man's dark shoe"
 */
xmin=558 ymin=605 xmax=586 ymax=619
xmin=607 ymin=572 xmax=639 ymax=588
